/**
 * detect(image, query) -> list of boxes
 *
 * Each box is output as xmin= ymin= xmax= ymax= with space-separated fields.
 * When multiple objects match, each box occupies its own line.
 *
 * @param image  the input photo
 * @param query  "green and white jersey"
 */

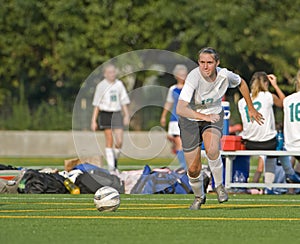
xmin=179 ymin=67 xmax=241 ymax=121
xmin=283 ymin=92 xmax=300 ymax=151
xmin=238 ymin=91 xmax=277 ymax=142
xmin=92 ymin=79 xmax=130 ymax=112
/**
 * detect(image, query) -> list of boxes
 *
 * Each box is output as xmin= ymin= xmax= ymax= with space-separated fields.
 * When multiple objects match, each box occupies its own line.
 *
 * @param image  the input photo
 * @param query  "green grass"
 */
xmin=0 ymin=157 xmax=174 ymax=169
xmin=1 ymin=194 xmax=300 ymax=244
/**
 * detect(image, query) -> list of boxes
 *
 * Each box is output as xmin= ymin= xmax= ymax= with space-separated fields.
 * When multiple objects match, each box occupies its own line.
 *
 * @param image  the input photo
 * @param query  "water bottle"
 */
xmin=232 ymin=171 xmax=239 ymax=193
xmin=276 ymin=130 xmax=284 ymax=151
xmin=233 ymin=171 xmax=239 ymax=183
xmin=63 ymin=178 xmax=80 ymax=194
xmin=18 ymin=179 xmax=26 ymax=193
xmin=239 ymin=172 xmax=246 ymax=183
xmin=222 ymin=101 xmax=230 ymax=135
xmin=238 ymin=172 xmax=247 ymax=193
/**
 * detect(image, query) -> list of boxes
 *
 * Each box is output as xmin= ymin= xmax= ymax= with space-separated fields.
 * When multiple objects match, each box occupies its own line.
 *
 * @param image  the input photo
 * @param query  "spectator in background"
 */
xmin=176 ymin=47 xmax=263 ymax=210
xmin=160 ymin=65 xmax=188 ymax=170
xmin=283 ymin=70 xmax=300 ymax=175
xmin=238 ymin=72 xmax=300 ymax=192
xmin=91 ymin=64 xmax=130 ymax=172
xmin=252 ymin=156 xmax=265 ymax=184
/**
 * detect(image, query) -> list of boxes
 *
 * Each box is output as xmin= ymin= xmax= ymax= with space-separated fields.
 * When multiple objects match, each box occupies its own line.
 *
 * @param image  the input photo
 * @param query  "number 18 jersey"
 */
xmin=283 ymin=92 xmax=300 ymax=151
xmin=238 ymin=91 xmax=276 ymax=142
xmin=92 ymin=79 xmax=130 ymax=112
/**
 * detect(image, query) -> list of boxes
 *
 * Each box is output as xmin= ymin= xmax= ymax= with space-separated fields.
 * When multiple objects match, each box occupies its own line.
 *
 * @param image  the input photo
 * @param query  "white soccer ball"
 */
xmin=94 ymin=186 xmax=120 ymax=212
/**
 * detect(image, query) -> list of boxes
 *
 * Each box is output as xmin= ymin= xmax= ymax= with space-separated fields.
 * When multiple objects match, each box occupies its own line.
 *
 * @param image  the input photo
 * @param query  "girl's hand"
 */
xmin=203 ymin=114 xmax=220 ymax=123
xmin=123 ymin=115 xmax=130 ymax=126
xmin=91 ymin=120 xmax=98 ymax=131
xmin=248 ymin=107 xmax=264 ymax=125
xmin=160 ymin=117 xmax=166 ymax=127
xmin=267 ymin=74 xmax=278 ymax=87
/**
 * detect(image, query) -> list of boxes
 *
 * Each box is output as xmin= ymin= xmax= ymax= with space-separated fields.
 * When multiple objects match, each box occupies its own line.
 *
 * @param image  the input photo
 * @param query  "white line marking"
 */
xmin=1 ymin=196 xmax=300 ymax=203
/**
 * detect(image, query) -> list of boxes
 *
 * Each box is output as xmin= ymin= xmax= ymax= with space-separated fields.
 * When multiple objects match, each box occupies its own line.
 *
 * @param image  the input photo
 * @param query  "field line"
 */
xmin=1 ymin=215 xmax=300 ymax=221
xmin=2 ymin=196 xmax=300 ymax=203
xmin=1 ymin=202 xmax=300 ymax=210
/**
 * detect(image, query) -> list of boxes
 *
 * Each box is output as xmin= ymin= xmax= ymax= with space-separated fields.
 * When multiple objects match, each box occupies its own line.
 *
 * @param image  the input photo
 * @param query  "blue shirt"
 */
xmin=166 ymin=85 xmax=182 ymax=122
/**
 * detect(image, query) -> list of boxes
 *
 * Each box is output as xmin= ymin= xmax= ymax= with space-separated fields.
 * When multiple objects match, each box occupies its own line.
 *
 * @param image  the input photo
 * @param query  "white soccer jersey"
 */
xmin=283 ymin=92 xmax=300 ymax=151
xmin=238 ymin=91 xmax=277 ymax=142
xmin=179 ymin=67 xmax=241 ymax=120
xmin=92 ymin=79 xmax=130 ymax=112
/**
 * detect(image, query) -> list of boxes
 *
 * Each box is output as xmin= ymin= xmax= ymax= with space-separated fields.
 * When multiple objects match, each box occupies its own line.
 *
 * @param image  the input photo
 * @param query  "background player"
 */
xmin=91 ymin=64 xmax=130 ymax=172
xmin=160 ymin=64 xmax=188 ymax=169
xmin=284 ymin=70 xmax=300 ymax=175
xmin=239 ymin=72 xmax=300 ymax=192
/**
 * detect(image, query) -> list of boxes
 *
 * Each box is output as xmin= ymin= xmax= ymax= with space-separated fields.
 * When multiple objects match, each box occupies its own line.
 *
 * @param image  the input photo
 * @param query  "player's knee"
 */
xmin=206 ymin=149 xmax=219 ymax=161
xmin=188 ymin=170 xmax=200 ymax=178
xmin=188 ymin=165 xmax=201 ymax=178
xmin=115 ymin=141 xmax=122 ymax=149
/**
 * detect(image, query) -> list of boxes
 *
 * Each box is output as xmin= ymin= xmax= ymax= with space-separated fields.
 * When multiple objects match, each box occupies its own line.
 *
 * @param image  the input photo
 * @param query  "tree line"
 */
xmin=0 ymin=0 xmax=299 ymax=130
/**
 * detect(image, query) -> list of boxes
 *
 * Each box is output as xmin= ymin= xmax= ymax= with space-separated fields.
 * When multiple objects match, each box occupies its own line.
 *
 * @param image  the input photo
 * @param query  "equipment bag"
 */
xmin=130 ymin=165 xmax=192 ymax=194
xmin=19 ymin=169 xmax=68 ymax=194
xmin=75 ymin=169 xmax=125 ymax=194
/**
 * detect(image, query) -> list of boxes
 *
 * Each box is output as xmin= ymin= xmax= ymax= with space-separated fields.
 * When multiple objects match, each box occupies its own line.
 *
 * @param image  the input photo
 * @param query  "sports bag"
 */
xmin=130 ymin=165 xmax=192 ymax=194
xmin=19 ymin=169 xmax=68 ymax=194
xmin=75 ymin=169 xmax=125 ymax=194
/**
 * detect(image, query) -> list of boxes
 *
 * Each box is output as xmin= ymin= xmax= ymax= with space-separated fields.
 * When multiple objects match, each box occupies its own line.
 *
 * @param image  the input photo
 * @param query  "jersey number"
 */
xmin=244 ymin=101 xmax=262 ymax=122
xmin=289 ymin=102 xmax=300 ymax=122
xmin=201 ymin=98 xmax=213 ymax=105
xmin=110 ymin=95 xmax=117 ymax=102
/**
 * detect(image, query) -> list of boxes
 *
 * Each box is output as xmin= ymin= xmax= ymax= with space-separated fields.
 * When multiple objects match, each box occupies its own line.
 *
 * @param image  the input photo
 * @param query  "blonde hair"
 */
xmin=172 ymin=64 xmax=188 ymax=76
xmin=250 ymin=71 xmax=269 ymax=99
xmin=102 ymin=63 xmax=116 ymax=73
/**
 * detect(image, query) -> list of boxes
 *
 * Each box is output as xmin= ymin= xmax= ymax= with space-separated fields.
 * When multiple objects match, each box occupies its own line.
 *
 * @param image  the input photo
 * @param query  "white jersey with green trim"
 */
xmin=179 ymin=67 xmax=241 ymax=121
xmin=283 ymin=91 xmax=300 ymax=151
xmin=238 ymin=91 xmax=277 ymax=142
xmin=92 ymin=79 xmax=130 ymax=112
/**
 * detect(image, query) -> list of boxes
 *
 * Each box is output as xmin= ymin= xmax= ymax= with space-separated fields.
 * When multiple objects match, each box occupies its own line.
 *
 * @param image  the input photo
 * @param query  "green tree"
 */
xmin=0 ymin=0 xmax=299 ymax=130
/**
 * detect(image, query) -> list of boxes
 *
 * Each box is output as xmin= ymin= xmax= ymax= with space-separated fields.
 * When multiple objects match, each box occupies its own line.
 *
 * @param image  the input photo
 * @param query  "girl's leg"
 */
xmin=104 ymin=129 xmax=115 ymax=171
xmin=173 ymin=135 xmax=186 ymax=169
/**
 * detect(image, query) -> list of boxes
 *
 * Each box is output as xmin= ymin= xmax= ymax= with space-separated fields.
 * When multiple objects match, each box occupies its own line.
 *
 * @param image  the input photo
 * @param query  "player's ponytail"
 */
xmin=250 ymin=71 xmax=269 ymax=99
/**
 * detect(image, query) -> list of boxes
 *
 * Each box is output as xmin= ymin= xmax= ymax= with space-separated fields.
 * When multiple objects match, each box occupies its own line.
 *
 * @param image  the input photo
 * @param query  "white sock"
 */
xmin=265 ymin=157 xmax=276 ymax=189
xmin=105 ymin=148 xmax=115 ymax=171
xmin=208 ymin=155 xmax=223 ymax=187
xmin=265 ymin=172 xmax=275 ymax=190
xmin=113 ymin=148 xmax=121 ymax=160
xmin=188 ymin=172 xmax=205 ymax=198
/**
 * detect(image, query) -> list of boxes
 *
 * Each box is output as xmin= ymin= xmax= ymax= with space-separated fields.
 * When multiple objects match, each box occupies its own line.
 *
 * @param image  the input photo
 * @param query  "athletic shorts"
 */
xmin=244 ymin=137 xmax=277 ymax=150
xmin=178 ymin=110 xmax=224 ymax=152
xmin=167 ymin=121 xmax=180 ymax=136
xmin=97 ymin=111 xmax=123 ymax=130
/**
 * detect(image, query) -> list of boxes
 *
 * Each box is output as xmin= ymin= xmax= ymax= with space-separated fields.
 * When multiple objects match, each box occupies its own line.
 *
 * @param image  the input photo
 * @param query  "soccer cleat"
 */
xmin=215 ymin=184 xmax=228 ymax=203
xmin=200 ymin=195 xmax=206 ymax=205
xmin=189 ymin=196 xmax=206 ymax=210
xmin=286 ymin=173 xmax=300 ymax=183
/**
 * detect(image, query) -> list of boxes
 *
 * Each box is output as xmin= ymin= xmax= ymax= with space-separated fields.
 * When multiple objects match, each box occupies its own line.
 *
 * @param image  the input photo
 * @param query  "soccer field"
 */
xmin=1 ymin=194 xmax=300 ymax=244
